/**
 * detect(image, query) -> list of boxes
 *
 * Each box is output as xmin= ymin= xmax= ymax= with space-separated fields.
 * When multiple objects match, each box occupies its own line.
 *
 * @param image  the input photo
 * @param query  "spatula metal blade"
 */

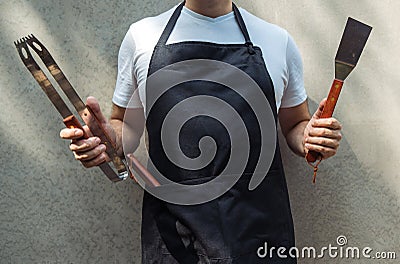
xmin=335 ymin=17 xmax=372 ymax=80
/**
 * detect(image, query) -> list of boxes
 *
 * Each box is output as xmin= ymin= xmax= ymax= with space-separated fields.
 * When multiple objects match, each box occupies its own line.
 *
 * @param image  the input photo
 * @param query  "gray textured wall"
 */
xmin=0 ymin=0 xmax=399 ymax=263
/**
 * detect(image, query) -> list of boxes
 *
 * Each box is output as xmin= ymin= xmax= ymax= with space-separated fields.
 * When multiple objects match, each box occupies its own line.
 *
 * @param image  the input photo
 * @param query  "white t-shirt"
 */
xmin=112 ymin=5 xmax=307 ymax=111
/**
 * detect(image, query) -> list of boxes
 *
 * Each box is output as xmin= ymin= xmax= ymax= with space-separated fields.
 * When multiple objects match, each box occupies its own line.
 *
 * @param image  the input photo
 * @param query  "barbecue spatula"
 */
xmin=306 ymin=17 xmax=372 ymax=183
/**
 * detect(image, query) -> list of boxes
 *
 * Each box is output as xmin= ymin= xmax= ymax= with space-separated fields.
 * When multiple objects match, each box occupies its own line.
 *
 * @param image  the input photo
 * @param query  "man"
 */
xmin=60 ymin=0 xmax=342 ymax=263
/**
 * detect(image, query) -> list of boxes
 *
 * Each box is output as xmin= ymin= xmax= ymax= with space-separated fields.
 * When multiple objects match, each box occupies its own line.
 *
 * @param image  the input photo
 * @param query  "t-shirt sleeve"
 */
xmin=112 ymin=27 xmax=143 ymax=109
xmin=280 ymin=34 xmax=307 ymax=108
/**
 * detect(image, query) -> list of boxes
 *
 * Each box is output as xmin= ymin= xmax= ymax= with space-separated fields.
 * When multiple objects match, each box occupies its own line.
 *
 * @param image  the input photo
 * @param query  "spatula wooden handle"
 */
xmin=306 ymin=79 xmax=344 ymax=162
xmin=320 ymin=79 xmax=344 ymax=118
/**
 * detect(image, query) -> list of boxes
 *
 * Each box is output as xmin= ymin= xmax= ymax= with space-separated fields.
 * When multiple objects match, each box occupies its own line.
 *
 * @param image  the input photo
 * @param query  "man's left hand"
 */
xmin=303 ymin=98 xmax=342 ymax=160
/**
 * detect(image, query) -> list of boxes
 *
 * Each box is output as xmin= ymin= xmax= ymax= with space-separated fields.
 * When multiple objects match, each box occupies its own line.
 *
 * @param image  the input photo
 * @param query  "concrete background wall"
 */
xmin=0 ymin=0 xmax=399 ymax=263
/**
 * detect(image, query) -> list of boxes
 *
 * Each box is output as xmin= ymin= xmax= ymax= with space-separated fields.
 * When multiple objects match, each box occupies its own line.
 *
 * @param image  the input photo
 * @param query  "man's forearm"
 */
xmin=109 ymin=118 xmax=142 ymax=157
xmin=109 ymin=118 xmax=124 ymax=157
xmin=284 ymin=120 xmax=308 ymax=157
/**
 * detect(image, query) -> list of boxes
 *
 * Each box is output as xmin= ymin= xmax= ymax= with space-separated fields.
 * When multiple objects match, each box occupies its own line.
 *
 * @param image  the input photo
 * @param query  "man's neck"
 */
xmin=185 ymin=0 xmax=233 ymax=18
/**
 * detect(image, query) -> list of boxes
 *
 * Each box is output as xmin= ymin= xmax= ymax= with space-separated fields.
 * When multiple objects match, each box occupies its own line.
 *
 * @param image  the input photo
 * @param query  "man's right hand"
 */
xmin=59 ymin=97 xmax=115 ymax=168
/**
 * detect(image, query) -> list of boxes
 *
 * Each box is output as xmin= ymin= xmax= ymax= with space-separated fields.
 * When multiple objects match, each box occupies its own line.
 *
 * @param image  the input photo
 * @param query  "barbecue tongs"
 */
xmin=15 ymin=34 xmax=159 ymax=185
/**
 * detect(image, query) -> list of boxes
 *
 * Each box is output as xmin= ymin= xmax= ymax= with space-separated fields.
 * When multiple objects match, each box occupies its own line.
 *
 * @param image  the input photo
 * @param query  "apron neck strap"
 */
xmin=156 ymin=1 xmax=254 ymax=47
xmin=232 ymin=3 xmax=252 ymax=46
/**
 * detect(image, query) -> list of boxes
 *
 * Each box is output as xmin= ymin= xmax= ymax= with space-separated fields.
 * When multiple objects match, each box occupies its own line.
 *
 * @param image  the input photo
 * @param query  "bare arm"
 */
xmin=109 ymin=103 xmax=145 ymax=157
xmin=279 ymin=100 xmax=311 ymax=157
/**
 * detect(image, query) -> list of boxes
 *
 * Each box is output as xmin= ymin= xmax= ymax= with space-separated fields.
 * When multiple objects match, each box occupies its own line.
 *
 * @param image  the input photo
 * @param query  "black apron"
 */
xmin=142 ymin=2 xmax=296 ymax=263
